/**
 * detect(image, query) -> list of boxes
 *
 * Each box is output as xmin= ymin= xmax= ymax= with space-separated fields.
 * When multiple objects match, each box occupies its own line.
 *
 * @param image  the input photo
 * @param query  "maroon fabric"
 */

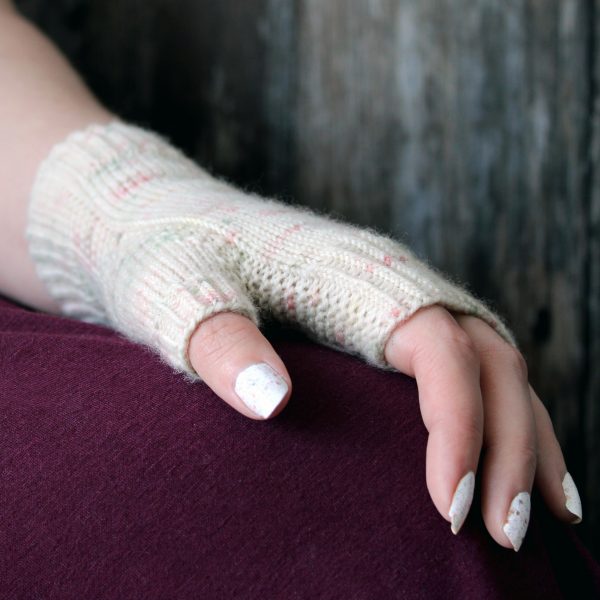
xmin=1 ymin=294 xmax=599 ymax=599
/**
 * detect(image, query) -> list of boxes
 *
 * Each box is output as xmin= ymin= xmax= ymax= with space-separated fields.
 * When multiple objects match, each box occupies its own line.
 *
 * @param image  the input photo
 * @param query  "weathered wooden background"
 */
xmin=15 ymin=0 xmax=599 ymax=557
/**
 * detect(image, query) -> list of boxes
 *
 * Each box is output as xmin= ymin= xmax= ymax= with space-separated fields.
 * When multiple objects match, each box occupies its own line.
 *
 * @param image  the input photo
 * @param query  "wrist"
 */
xmin=26 ymin=120 xmax=261 ymax=377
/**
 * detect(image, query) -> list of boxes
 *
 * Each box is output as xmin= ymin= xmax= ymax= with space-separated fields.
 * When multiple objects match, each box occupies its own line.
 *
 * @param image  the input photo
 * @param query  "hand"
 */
xmin=383 ymin=304 xmax=582 ymax=550
xmin=188 ymin=304 xmax=583 ymax=552
xmin=27 ymin=120 xmax=582 ymax=551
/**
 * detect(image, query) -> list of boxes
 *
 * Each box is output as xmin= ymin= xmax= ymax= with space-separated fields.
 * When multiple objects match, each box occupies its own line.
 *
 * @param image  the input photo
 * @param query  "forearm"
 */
xmin=0 ymin=2 xmax=114 ymax=311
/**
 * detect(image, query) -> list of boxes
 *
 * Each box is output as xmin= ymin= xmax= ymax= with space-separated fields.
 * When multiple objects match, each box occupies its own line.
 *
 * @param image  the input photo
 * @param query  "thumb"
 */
xmin=188 ymin=311 xmax=292 ymax=420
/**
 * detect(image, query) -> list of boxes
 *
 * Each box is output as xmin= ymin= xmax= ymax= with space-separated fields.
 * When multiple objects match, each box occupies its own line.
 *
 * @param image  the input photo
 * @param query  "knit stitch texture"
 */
xmin=26 ymin=121 xmax=518 ymax=381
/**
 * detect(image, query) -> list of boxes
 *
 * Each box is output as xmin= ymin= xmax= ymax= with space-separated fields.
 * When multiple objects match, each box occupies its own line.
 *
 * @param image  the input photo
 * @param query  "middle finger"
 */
xmin=455 ymin=314 xmax=538 ymax=552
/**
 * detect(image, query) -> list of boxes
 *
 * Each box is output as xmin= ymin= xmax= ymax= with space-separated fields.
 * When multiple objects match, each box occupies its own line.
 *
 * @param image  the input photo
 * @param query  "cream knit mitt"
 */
xmin=26 ymin=121 xmax=518 ymax=381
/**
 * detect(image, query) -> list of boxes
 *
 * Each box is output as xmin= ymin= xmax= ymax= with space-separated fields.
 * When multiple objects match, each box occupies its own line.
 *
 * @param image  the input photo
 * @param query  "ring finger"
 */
xmin=529 ymin=385 xmax=583 ymax=524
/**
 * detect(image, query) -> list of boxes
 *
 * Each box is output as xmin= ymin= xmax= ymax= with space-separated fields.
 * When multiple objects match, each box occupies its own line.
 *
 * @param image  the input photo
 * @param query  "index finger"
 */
xmin=384 ymin=305 xmax=484 ymax=534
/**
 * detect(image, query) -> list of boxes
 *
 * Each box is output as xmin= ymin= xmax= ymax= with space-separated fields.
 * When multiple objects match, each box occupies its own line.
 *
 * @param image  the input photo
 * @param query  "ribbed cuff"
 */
xmin=26 ymin=120 xmax=259 ymax=380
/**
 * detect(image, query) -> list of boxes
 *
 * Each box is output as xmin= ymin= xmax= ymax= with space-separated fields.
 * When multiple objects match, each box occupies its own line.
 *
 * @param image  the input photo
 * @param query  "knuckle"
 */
xmin=461 ymin=418 xmax=484 ymax=446
xmin=519 ymin=441 xmax=538 ymax=471
xmin=503 ymin=346 xmax=529 ymax=380
xmin=430 ymin=409 xmax=483 ymax=447
xmin=454 ymin=420 xmax=484 ymax=451
xmin=478 ymin=338 xmax=529 ymax=381
xmin=434 ymin=312 xmax=479 ymax=361
xmin=488 ymin=435 xmax=538 ymax=471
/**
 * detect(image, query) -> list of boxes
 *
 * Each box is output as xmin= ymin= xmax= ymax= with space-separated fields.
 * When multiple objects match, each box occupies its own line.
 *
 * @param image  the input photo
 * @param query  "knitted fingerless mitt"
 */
xmin=26 ymin=121 xmax=518 ymax=381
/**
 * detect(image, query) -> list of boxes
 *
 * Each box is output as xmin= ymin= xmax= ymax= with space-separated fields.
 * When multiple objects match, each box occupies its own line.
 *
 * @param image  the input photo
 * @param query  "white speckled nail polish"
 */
xmin=234 ymin=362 xmax=288 ymax=419
xmin=502 ymin=491 xmax=530 ymax=552
xmin=562 ymin=472 xmax=583 ymax=523
xmin=449 ymin=471 xmax=475 ymax=534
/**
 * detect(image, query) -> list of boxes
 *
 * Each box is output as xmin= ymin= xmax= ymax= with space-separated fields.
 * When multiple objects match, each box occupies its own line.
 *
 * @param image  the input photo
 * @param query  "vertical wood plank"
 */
xmin=295 ymin=0 xmax=399 ymax=226
xmin=262 ymin=0 xmax=298 ymax=198
xmin=587 ymin=0 xmax=600 ymax=560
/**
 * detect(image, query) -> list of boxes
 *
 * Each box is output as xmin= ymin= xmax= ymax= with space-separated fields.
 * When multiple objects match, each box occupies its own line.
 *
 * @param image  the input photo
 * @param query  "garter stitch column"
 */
xmin=26 ymin=121 xmax=518 ymax=381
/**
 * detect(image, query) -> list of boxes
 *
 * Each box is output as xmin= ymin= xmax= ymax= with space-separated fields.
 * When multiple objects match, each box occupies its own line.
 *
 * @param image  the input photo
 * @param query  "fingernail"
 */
xmin=502 ymin=491 xmax=530 ymax=552
xmin=234 ymin=362 xmax=289 ymax=419
xmin=562 ymin=472 xmax=583 ymax=524
xmin=448 ymin=471 xmax=475 ymax=534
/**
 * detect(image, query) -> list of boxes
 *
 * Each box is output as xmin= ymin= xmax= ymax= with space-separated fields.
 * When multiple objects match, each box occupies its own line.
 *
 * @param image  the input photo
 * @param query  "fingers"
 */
xmin=455 ymin=315 xmax=537 ymax=551
xmin=187 ymin=311 xmax=292 ymax=420
xmin=384 ymin=305 xmax=484 ymax=536
xmin=188 ymin=303 xmax=583 ymax=553
xmin=529 ymin=385 xmax=583 ymax=524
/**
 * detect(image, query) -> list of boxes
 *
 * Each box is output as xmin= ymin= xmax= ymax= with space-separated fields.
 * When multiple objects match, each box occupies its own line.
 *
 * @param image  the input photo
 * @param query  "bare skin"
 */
xmin=0 ymin=0 xmax=580 ymax=551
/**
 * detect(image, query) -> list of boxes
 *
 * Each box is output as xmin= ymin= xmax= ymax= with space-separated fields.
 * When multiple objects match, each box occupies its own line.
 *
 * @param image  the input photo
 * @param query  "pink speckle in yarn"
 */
xmin=398 ymin=255 xmax=408 ymax=263
xmin=286 ymin=292 xmax=296 ymax=311
xmin=225 ymin=230 xmax=238 ymax=245
xmin=310 ymin=290 xmax=321 ymax=307
xmin=264 ymin=223 xmax=304 ymax=259
xmin=114 ymin=172 xmax=154 ymax=199
xmin=365 ymin=263 xmax=375 ymax=273
xmin=199 ymin=290 xmax=220 ymax=305
xmin=383 ymin=255 xmax=392 ymax=267
xmin=335 ymin=330 xmax=345 ymax=344
xmin=390 ymin=307 xmax=401 ymax=318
